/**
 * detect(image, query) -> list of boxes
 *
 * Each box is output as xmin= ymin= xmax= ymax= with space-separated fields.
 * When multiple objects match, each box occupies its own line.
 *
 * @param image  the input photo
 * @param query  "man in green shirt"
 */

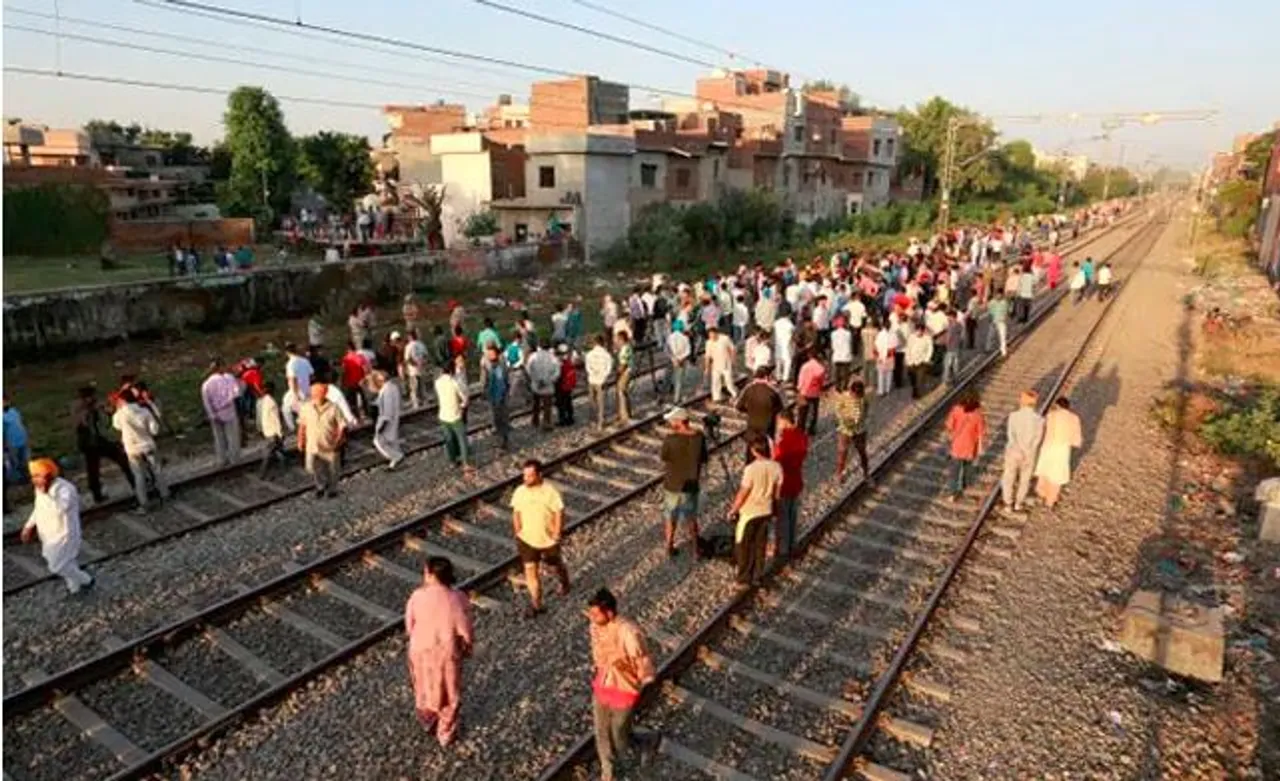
xmin=986 ymin=291 xmax=1010 ymax=358
xmin=615 ymin=331 xmax=634 ymax=424
xmin=476 ymin=318 xmax=502 ymax=354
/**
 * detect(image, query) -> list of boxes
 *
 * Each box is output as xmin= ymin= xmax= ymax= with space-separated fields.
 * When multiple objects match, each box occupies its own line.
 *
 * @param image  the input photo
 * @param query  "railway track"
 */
xmin=534 ymin=215 xmax=1166 ymax=781
xmin=1 ymin=216 xmax=1137 ymax=781
xmin=2 ymin=345 xmax=678 ymax=596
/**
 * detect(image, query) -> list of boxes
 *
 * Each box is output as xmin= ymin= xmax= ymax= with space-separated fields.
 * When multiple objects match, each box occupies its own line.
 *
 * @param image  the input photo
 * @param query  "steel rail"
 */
xmin=1 ymin=370 xmax=722 ymax=718
xmin=533 ymin=212 xmax=1159 ymax=781
xmin=26 ymin=379 xmax=772 ymax=781
xmin=2 ymin=342 xmax=674 ymax=595
xmin=820 ymin=212 xmax=1167 ymax=780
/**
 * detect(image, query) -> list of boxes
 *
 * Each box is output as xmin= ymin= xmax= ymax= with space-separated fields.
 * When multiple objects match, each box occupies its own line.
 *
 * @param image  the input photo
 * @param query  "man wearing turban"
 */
xmin=20 ymin=459 xmax=95 ymax=594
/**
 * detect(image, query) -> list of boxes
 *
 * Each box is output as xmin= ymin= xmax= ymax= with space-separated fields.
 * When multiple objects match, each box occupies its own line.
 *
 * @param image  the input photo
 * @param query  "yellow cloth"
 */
xmin=28 ymin=458 xmax=58 ymax=479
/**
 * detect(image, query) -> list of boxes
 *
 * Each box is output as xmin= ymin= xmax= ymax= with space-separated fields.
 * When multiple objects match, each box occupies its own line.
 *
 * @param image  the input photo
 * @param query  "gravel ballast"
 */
xmin=923 ymin=209 xmax=1275 ymax=780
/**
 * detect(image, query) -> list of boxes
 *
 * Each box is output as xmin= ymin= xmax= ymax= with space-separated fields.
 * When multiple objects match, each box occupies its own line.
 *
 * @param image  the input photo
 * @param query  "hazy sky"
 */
xmin=4 ymin=0 xmax=1277 ymax=170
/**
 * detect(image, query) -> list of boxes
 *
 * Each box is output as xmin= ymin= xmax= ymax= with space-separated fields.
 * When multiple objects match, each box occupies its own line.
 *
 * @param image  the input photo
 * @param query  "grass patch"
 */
xmin=1199 ymin=386 xmax=1280 ymax=470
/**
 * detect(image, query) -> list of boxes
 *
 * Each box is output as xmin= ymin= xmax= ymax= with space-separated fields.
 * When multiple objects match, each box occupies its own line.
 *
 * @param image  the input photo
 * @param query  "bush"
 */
xmin=3 ymin=184 xmax=110 ymax=255
xmin=1199 ymin=387 xmax=1280 ymax=469
xmin=462 ymin=210 xmax=499 ymax=239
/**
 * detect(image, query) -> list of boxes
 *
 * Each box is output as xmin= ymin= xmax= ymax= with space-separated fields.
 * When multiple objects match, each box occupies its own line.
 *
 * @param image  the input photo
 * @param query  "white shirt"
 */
xmin=1070 ymin=270 xmax=1087 ymax=290
xmin=307 ymin=319 xmax=324 ymax=346
xmin=376 ymin=381 xmax=402 ymax=429
xmin=844 ymin=298 xmax=867 ymax=328
xmin=906 ymin=331 xmax=934 ymax=366
xmin=705 ymin=334 xmax=735 ymax=369
xmin=773 ymin=317 xmax=795 ymax=358
xmin=281 ymin=389 xmax=300 ymax=432
xmin=25 ymin=477 xmax=83 ymax=572
xmin=112 ymin=403 xmax=160 ymax=455
xmin=286 ymin=355 xmax=313 ymax=399
xmin=258 ymin=394 xmax=284 ymax=439
xmin=925 ymin=309 xmax=948 ymax=337
xmin=434 ymin=373 xmax=466 ymax=424
xmin=874 ymin=328 xmax=898 ymax=360
xmin=667 ymin=331 xmax=691 ymax=364
xmin=831 ymin=327 xmax=854 ymax=364
xmin=750 ymin=341 xmax=773 ymax=371
xmin=326 ymin=384 xmax=358 ymax=426
xmin=1097 ymin=266 xmax=1113 ymax=285
xmin=527 ymin=350 xmax=560 ymax=395
xmin=585 ymin=346 xmax=614 ymax=386
xmin=732 ymin=301 xmax=750 ymax=328
xmin=404 ymin=340 xmax=428 ymax=375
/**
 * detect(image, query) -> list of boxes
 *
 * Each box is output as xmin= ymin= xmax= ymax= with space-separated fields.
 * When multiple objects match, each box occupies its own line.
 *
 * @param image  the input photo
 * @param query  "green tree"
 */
xmin=1215 ymin=179 xmax=1262 ymax=237
xmin=1242 ymin=130 xmax=1277 ymax=182
xmin=297 ymin=131 xmax=374 ymax=211
xmin=137 ymin=128 xmax=208 ymax=165
xmin=1079 ymin=164 xmax=1139 ymax=201
xmin=221 ymin=86 xmax=297 ymax=225
xmin=462 ymin=210 xmax=499 ymax=239
xmin=895 ymin=97 xmax=1000 ymax=200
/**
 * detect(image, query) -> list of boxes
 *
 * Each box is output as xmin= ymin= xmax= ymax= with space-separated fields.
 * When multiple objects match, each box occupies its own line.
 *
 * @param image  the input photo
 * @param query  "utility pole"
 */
xmin=938 ymin=115 xmax=959 ymax=232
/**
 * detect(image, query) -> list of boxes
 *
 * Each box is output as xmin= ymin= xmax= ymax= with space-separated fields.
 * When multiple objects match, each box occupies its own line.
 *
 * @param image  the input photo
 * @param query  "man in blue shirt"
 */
xmin=4 ymin=394 xmax=30 ymax=487
xmin=480 ymin=343 xmax=512 ymax=450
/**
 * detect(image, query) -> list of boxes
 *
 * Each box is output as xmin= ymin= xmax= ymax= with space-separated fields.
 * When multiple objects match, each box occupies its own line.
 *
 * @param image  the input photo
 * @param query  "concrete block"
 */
xmin=1118 ymin=590 xmax=1224 ymax=683
xmin=1260 ymin=500 xmax=1280 ymax=544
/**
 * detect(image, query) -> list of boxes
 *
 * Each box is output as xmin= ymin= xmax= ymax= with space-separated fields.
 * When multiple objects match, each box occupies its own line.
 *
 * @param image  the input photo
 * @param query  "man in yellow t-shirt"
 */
xmin=511 ymin=458 xmax=571 ymax=618
xmin=726 ymin=435 xmax=782 ymax=585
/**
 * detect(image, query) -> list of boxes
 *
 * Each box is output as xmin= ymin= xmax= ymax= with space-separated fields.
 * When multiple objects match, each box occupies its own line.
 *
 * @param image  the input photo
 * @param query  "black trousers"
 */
xmin=893 ymin=352 xmax=906 ymax=388
xmin=734 ymin=515 xmax=770 ymax=585
xmin=555 ymin=389 xmax=575 ymax=425
xmin=797 ymin=395 xmax=820 ymax=435
xmin=909 ymin=363 xmax=930 ymax=399
xmin=82 ymin=441 xmax=133 ymax=501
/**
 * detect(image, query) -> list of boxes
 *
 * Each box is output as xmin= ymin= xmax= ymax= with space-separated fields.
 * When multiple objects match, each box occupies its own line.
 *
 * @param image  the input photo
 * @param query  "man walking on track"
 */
xmin=727 ymin=435 xmax=782 ymax=585
xmin=795 ymin=351 xmax=826 ymax=435
xmin=1001 ymin=390 xmax=1044 ymax=514
xmin=405 ymin=556 xmax=473 ymax=748
xmin=587 ymin=587 xmax=657 ymax=781
xmin=371 ymin=371 xmax=404 ymax=470
xmin=703 ymin=325 xmax=738 ymax=403
xmin=112 ymin=389 xmax=167 ymax=512
xmin=945 ymin=391 xmax=987 ymax=501
xmin=435 ymin=366 xmax=471 ymax=472
xmin=21 ymin=458 xmax=95 ymax=594
xmin=297 ymin=382 xmax=346 ymax=498
xmin=511 ymin=459 xmax=571 ymax=618
xmin=72 ymin=385 xmax=134 ymax=504
xmin=480 ymin=343 xmax=513 ymax=450
xmin=659 ymin=407 xmax=708 ymax=558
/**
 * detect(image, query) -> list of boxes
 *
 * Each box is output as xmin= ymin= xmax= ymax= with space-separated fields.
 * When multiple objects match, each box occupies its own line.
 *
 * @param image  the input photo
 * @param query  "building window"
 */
xmin=873 ymin=139 xmax=882 ymax=157
xmin=676 ymin=168 xmax=691 ymax=188
xmin=793 ymin=125 xmax=805 ymax=143
xmin=515 ymin=223 xmax=529 ymax=242
xmin=849 ymin=201 xmax=861 ymax=215
xmin=829 ymin=128 xmax=837 ymax=145
xmin=640 ymin=163 xmax=658 ymax=189
xmin=713 ymin=158 xmax=720 ymax=180
xmin=866 ymin=171 xmax=875 ymax=188
xmin=886 ymin=138 xmax=895 ymax=157
xmin=782 ymin=164 xmax=791 ymax=187
xmin=852 ymin=172 xmax=863 ymax=186
xmin=538 ymin=165 xmax=555 ymax=189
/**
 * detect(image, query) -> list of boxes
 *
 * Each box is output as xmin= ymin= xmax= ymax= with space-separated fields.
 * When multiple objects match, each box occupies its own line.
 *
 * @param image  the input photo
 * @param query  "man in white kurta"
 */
xmin=371 ymin=371 xmax=404 ymax=470
xmin=21 ymin=459 xmax=94 ymax=593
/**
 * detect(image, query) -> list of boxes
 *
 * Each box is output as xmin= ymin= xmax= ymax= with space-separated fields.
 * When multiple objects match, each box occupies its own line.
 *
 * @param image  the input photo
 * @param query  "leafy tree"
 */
xmin=83 ymin=119 xmax=140 ymax=144
xmin=297 ymin=131 xmax=374 ymax=210
xmin=1242 ymin=130 xmax=1277 ymax=182
xmin=801 ymin=80 xmax=860 ymax=113
xmin=1215 ymin=179 xmax=1262 ymax=237
xmin=208 ymin=140 xmax=232 ymax=181
xmin=1079 ymin=164 xmax=1139 ymax=201
xmin=462 ymin=210 xmax=499 ymax=239
xmin=137 ymin=128 xmax=208 ymax=165
xmin=895 ymin=97 xmax=1000 ymax=200
xmin=221 ymin=86 xmax=297 ymax=225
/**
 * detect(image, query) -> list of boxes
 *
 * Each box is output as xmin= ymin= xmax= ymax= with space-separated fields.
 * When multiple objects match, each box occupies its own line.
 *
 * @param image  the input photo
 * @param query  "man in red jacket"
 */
xmin=771 ymin=408 xmax=809 ymax=558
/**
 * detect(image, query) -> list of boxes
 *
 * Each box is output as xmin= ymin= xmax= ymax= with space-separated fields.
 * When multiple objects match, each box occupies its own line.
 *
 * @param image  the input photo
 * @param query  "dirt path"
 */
xmin=929 ymin=205 xmax=1278 ymax=780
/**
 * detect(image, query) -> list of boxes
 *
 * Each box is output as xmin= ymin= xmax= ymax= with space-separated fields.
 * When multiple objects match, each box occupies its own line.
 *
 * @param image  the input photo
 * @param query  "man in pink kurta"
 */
xmin=405 ymin=557 xmax=474 ymax=746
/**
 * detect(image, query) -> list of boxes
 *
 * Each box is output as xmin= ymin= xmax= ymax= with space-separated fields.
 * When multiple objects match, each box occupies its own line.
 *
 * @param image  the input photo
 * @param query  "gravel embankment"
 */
xmin=925 ymin=209 xmax=1275 ymax=780
xmin=160 ymin=298 xmax=1099 ymax=781
xmin=1 ymin=368 xmax=689 ymax=696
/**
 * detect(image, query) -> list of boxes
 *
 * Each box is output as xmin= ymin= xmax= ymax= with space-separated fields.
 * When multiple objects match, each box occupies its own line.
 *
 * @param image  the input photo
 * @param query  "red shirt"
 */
xmin=796 ymin=359 xmax=826 ymax=399
xmin=340 ymin=351 xmax=368 ymax=389
xmin=449 ymin=334 xmax=470 ymax=359
xmin=772 ymin=427 xmax=809 ymax=499
xmin=240 ymin=366 xmax=265 ymax=398
xmin=946 ymin=405 xmax=986 ymax=460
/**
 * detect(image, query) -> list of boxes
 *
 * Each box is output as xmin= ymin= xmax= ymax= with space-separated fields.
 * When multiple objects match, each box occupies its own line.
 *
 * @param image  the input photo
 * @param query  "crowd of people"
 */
xmin=9 ymin=202 xmax=1124 ymax=779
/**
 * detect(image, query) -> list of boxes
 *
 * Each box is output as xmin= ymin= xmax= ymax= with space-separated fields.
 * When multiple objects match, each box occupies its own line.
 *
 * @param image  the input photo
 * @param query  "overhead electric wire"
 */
xmin=470 ymin=0 xmax=719 ymax=69
xmin=147 ymin=0 xmax=871 ymax=119
xmin=564 ymin=0 xmax=771 ymax=67
xmin=3 ymin=67 xmax=385 ymax=110
xmin=128 ymin=0 xmax=536 ymax=82
xmin=4 ymin=5 xmax=534 ymax=96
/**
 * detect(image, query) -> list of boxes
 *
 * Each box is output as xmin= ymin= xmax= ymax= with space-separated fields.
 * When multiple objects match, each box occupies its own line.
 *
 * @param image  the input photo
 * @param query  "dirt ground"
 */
xmin=2 ymin=264 xmax=636 ymax=471
xmin=929 ymin=206 xmax=1280 ymax=780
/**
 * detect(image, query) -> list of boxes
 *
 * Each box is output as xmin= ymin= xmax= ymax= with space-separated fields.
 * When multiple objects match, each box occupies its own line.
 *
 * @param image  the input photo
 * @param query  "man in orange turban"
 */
xmin=20 ymin=458 xmax=95 ymax=594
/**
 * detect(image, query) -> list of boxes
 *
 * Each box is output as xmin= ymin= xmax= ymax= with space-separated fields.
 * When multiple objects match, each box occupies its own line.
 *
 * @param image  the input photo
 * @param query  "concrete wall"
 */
xmin=433 ymin=133 xmax=495 ymax=247
xmin=109 ymin=218 xmax=256 ymax=251
xmin=3 ymin=244 xmax=544 ymax=362
xmin=583 ymin=150 xmax=632 ymax=258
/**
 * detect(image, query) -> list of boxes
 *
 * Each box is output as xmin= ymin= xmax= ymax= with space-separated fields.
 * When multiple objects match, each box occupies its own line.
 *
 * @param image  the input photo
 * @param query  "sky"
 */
xmin=3 ymin=0 xmax=1278 ymax=171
